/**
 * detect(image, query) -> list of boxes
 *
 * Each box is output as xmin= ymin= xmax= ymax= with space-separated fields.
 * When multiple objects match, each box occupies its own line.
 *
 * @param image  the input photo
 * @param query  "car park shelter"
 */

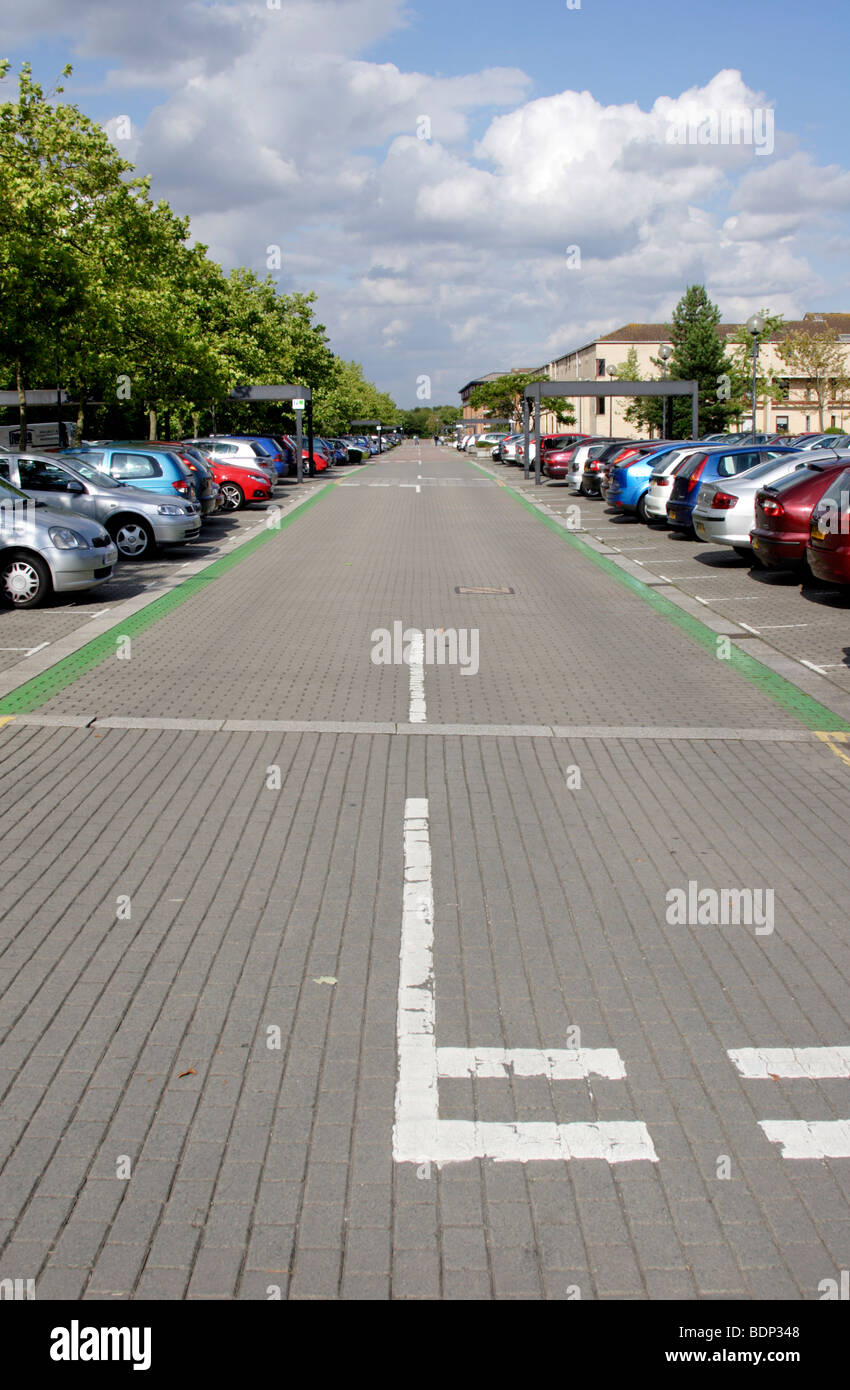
xmin=350 ymin=420 xmax=385 ymax=453
xmin=521 ymin=380 xmax=700 ymax=484
xmin=228 ymin=384 xmax=313 ymax=482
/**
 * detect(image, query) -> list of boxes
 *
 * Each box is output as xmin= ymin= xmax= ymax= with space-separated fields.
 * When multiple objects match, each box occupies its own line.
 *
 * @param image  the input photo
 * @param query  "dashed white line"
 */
xmin=408 ymin=630 xmax=426 ymax=724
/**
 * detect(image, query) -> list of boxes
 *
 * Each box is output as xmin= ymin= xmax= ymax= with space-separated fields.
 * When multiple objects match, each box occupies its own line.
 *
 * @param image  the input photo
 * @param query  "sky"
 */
xmin=1 ymin=0 xmax=849 ymax=407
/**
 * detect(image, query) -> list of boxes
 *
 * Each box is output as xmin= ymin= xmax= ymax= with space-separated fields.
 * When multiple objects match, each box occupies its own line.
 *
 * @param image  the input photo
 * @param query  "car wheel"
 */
xmin=0 ymin=553 xmax=51 ymax=608
xmin=219 ymin=481 xmax=245 ymax=511
xmin=636 ymin=493 xmax=648 ymax=523
xmin=109 ymin=516 xmax=155 ymax=559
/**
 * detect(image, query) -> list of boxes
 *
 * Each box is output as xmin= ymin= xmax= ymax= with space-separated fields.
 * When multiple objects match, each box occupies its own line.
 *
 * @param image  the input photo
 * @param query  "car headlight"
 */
xmin=49 ymin=527 xmax=91 ymax=549
xmin=157 ymin=505 xmax=186 ymax=515
xmin=249 ymin=474 xmax=268 ymax=484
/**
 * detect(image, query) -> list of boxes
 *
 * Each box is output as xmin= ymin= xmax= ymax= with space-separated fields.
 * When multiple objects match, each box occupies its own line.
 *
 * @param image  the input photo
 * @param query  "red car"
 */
xmin=172 ymin=443 xmax=274 ymax=512
xmin=542 ymin=440 xmax=594 ymax=480
xmin=515 ymin=432 xmax=588 ymax=469
xmin=807 ymin=467 xmax=850 ymax=584
xmin=278 ymin=436 xmax=329 ymax=477
xmin=750 ymin=458 xmax=849 ymax=570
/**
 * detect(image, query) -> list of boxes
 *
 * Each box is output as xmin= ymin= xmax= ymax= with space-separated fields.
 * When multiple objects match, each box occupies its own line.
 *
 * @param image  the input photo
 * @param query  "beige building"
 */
xmin=460 ymin=313 xmax=850 ymax=439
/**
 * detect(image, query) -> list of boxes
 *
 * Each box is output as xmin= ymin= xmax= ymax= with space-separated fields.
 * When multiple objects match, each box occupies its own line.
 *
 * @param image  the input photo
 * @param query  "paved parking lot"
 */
xmin=0 ymin=442 xmax=848 ymax=1301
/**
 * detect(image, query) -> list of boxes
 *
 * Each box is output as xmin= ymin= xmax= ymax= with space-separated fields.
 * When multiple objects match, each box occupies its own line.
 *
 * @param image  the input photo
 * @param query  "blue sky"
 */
xmin=2 ymin=0 xmax=849 ymax=405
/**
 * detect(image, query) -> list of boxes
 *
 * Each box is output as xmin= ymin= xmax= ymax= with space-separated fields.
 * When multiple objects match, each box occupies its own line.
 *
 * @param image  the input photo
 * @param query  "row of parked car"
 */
xmin=0 ymin=430 xmax=398 ymax=607
xmin=482 ymin=428 xmax=850 ymax=584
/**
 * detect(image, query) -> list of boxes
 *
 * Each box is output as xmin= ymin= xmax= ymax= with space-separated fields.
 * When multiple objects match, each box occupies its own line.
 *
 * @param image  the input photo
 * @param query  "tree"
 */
xmin=0 ymin=60 xmax=137 ymax=436
xmin=775 ymin=323 xmax=850 ymax=432
xmin=469 ymin=372 xmax=574 ymax=428
xmin=664 ymin=286 xmax=735 ymax=437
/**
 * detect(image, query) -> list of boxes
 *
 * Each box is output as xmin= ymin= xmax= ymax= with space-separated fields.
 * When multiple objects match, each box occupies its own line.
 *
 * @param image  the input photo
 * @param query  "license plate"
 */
xmin=694 ymin=520 xmax=706 ymax=536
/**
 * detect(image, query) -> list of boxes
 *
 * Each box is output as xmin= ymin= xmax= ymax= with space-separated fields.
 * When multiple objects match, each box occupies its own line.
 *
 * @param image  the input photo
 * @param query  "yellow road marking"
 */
xmin=815 ymin=730 xmax=850 ymax=768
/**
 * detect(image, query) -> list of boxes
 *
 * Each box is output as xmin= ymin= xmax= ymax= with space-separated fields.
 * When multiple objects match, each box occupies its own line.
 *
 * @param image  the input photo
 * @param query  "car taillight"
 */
xmin=712 ymin=491 xmax=738 ymax=510
xmin=686 ymin=461 xmax=706 ymax=492
xmin=760 ymin=496 xmax=784 ymax=517
xmin=655 ymin=477 xmax=671 ymax=487
xmin=172 ymin=480 xmax=189 ymax=493
xmin=588 ymin=461 xmax=600 ymax=472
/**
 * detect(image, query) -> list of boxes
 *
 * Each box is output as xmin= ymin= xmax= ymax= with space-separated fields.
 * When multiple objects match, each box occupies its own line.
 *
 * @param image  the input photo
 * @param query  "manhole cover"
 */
xmin=455 ymin=586 xmax=515 ymax=595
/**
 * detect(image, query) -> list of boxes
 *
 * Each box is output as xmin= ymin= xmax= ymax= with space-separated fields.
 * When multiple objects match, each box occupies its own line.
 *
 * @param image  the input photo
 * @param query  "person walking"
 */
xmin=433 ymin=433 xmax=439 ymax=447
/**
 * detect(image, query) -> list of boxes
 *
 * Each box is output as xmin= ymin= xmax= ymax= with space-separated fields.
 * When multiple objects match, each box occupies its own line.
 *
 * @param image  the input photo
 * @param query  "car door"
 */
xmin=14 ymin=458 xmax=96 ymax=520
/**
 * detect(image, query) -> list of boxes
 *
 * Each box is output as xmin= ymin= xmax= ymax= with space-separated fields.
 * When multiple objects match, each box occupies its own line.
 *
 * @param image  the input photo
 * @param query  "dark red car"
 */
xmin=807 ymin=467 xmax=850 ymax=584
xmin=750 ymin=458 xmax=850 ymax=570
xmin=515 ymin=432 xmax=588 ymax=469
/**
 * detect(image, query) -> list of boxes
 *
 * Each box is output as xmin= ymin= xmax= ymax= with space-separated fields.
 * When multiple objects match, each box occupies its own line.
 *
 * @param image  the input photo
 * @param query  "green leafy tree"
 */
xmin=469 ymin=372 xmax=574 ymax=428
xmin=666 ymin=286 xmax=735 ymax=437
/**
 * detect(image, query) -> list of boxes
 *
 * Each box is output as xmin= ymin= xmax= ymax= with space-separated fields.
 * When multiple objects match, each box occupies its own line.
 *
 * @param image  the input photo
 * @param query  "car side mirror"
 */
xmin=67 ymin=479 xmax=85 ymax=493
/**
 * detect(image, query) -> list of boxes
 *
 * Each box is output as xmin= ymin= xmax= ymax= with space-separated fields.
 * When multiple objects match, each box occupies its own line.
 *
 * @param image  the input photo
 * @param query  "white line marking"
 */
xmin=739 ymin=623 xmax=760 ymax=634
xmin=759 ymin=623 xmax=810 ymax=630
xmin=758 ymin=1120 xmax=850 ymax=1160
xmin=393 ymin=798 xmax=657 ymax=1166
xmin=801 ymin=659 xmax=827 ymax=674
xmin=437 ymin=1047 xmax=626 ymax=1080
xmin=729 ymin=1047 xmax=850 ymax=1079
xmin=408 ymin=630 xmax=426 ymax=724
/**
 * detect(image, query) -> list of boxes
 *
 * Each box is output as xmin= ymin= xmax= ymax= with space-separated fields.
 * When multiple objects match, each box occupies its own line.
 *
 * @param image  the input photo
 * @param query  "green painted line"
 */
xmin=0 ymin=484 xmax=336 ymax=717
xmin=469 ymin=458 xmax=850 ymax=734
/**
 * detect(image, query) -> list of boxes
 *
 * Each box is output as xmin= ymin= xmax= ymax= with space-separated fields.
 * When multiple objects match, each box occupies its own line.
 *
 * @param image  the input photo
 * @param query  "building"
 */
xmin=460 ymin=312 xmax=850 ymax=440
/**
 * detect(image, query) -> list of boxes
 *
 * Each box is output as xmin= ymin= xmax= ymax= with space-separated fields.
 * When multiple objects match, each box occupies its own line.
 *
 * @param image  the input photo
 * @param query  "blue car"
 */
xmin=666 ymin=445 xmax=796 ymax=532
xmin=61 ymin=443 xmax=203 ymax=506
xmin=606 ymin=443 xmax=699 ymax=521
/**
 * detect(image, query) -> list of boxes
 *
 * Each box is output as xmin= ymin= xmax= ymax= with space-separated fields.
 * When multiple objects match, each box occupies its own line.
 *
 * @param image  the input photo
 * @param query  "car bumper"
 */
xmin=693 ymin=512 xmax=752 ymax=546
xmin=153 ymin=515 xmax=203 ymax=545
xmin=51 ymin=544 xmax=118 ymax=591
xmin=666 ymin=501 xmax=696 ymax=528
xmin=807 ymin=544 xmax=850 ymax=584
xmin=750 ymin=531 xmax=807 ymax=567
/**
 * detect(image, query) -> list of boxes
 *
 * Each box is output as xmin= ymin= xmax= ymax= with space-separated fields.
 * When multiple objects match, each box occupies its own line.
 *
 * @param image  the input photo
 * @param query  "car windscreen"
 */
xmin=70 ymin=459 xmax=122 ymax=488
xmin=770 ymin=464 xmax=838 ymax=494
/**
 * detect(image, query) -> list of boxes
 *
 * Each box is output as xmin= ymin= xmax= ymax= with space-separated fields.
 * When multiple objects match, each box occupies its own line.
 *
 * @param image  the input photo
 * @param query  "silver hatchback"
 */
xmin=2 ymin=453 xmax=202 ymax=559
xmin=692 ymin=447 xmax=850 ymax=555
xmin=0 ymin=475 xmax=117 ymax=607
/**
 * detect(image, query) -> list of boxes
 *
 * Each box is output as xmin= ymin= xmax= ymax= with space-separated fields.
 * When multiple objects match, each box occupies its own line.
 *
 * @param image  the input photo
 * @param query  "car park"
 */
xmin=750 ymin=456 xmax=850 ymax=571
xmin=0 ymin=453 xmax=202 ymax=559
xmin=0 ymin=472 xmax=117 ymax=606
xmin=185 ymin=437 xmax=277 ymax=487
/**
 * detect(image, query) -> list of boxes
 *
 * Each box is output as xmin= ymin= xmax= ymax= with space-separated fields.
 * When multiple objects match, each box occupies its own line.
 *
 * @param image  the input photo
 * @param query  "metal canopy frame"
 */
xmin=521 ymin=379 xmax=700 ymax=484
xmin=350 ymin=419 xmax=386 ymax=453
xmin=228 ymin=384 xmax=313 ymax=483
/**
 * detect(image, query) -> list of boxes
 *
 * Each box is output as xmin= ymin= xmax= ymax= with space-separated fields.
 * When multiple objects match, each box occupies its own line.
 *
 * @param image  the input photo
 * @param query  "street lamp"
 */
xmin=606 ymin=363 xmax=617 ymax=436
xmin=746 ymin=312 xmax=765 ymax=443
xmin=659 ymin=343 xmax=673 ymax=438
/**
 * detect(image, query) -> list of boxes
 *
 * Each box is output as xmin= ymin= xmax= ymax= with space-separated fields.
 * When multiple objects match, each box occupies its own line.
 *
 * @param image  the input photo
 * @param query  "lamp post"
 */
xmin=746 ymin=313 xmax=765 ymax=443
xmin=606 ymin=363 xmax=617 ymax=436
xmin=659 ymin=343 xmax=673 ymax=438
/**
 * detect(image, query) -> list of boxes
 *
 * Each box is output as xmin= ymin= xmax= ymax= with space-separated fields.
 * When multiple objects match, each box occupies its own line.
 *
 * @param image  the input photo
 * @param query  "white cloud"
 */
xmin=5 ymin=2 xmax=849 ymax=402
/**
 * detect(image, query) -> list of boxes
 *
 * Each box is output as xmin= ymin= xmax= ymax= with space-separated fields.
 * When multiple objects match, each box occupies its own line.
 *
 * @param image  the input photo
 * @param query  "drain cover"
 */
xmin=455 ymin=586 xmax=515 ymax=595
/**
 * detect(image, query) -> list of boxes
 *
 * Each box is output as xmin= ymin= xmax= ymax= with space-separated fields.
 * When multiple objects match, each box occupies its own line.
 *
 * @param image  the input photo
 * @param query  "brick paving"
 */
xmin=0 ymin=442 xmax=848 ymax=1300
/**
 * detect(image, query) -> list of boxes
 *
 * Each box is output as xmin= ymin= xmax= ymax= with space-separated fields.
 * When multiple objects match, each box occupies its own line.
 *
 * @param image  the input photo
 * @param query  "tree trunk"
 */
xmin=192 ymin=411 xmax=200 ymax=437
xmin=148 ymin=408 xmax=157 ymax=441
xmin=76 ymin=396 xmax=87 ymax=445
xmin=15 ymin=362 xmax=27 ymax=446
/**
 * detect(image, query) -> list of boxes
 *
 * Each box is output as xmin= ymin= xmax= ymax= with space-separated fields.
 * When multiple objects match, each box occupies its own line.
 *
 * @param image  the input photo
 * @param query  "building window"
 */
xmin=831 ymin=415 xmax=837 ymax=428
xmin=596 ymin=358 xmax=605 ymax=378
xmin=805 ymin=415 xmax=811 ymax=430
xmin=776 ymin=416 xmax=789 ymax=432
xmin=597 ymin=396 xmax=606 ymax=415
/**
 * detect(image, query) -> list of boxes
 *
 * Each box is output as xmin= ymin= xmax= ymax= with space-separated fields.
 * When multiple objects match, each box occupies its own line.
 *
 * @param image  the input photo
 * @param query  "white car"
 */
xmin=644 ymin=447 xmax=704 ymax=522
xmin=692 ymin=448 xmax=847 ymax=555
xmin=186 ymin=438 xmax=277 ymax=487
xmin=568 ymin=441 xmax=607 ymax=491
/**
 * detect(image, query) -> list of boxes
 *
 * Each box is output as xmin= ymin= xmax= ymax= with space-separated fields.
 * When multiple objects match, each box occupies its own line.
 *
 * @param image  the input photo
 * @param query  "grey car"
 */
xmin=692 ymin=446 xmax=850 ymax=555
xmin=0 ymin=474 xmax=117 ymax=607
xmin=1 ymin=453 xmax=202 ymax=559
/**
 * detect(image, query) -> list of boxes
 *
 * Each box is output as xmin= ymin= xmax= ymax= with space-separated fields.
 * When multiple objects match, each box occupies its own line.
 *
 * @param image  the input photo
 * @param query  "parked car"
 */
xmin=666 ymin=445 xmax=796 ymax=534
xmin=147 ymin=442 xmax=220 ymax=517
xmin=1 ymin=453 xmax=202 ymax=559
xmin=185 ymin=438 xmax=277 ymax=486
xmin=808 ymin=467 xmax=850 ymax=585
xmin=605 ymin=443 xmax=699 ymax=520
xmin=174 ymin=443 xmax=272 ymax=512
xmin=566 ymin=439 xmax=611 ymax=491
xmin=516 ymin=432 xmax=589 ymax=468
xmin=61 ymin=443 xmax=205 ymax=507
xmin=644 ymin=448 xmax=705 ymax=523
xmin=750 ymin=456 xmax=850 ymax=571
xmin=691 ymin=450 xmax=841 ymax=557
xmin=0 ymin=472 xmax=117 ymax=606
